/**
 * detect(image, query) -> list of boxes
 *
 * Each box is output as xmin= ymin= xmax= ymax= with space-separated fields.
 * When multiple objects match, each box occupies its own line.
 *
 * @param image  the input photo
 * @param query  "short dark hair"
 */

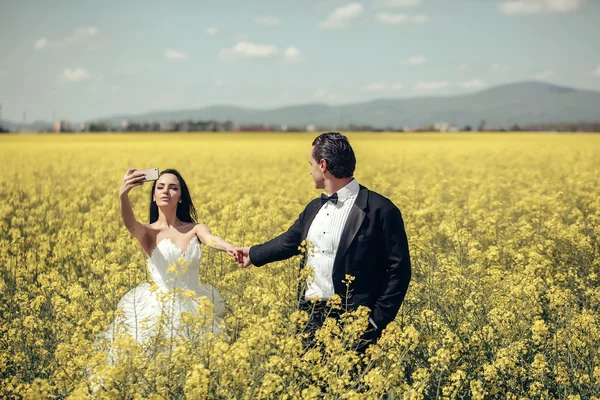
xmin=312 ymin=132 xmax=356 ymax=179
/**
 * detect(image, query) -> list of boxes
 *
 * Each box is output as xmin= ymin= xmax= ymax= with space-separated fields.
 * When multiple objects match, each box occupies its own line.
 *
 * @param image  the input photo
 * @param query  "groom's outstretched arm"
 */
xmin=247 ymin=200 xmax=319 ymax=267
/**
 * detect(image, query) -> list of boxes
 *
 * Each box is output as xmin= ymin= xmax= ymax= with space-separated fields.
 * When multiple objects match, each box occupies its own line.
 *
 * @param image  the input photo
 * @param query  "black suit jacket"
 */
xmin=249 ymin=184 xmax=411 ymax=332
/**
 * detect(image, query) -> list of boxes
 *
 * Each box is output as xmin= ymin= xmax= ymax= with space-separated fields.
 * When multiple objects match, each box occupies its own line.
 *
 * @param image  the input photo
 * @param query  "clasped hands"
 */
xmin=226 ymin=246 xmax=252 ymax=268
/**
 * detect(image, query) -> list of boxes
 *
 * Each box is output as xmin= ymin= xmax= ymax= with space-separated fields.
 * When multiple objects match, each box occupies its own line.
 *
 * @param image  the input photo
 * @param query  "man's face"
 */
xmin=309 ymin=146 xmax=325 ymax=190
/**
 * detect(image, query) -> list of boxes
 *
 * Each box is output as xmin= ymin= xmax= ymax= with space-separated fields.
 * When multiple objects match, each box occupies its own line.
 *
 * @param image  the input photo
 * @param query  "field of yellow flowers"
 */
xmin=0 ymin=132 xmax=599 ymax=399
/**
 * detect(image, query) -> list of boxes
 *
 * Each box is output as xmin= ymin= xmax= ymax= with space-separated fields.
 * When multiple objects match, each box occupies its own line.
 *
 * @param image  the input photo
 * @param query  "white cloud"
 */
xmin=111 ymin=85 xmax=121 ymax=95
xmin=382 ymin=0 xmax=422 ymax=7
xmin=33 ymin=26 xmax=99 ymax=51
xmin=376 ymin=13 xmax=429 ymax=23
xmin=255 ymin=16 xmax=280 ymax=26
xmin=283 ymin=46 xmax=301 ymax=63
xmin=0 ymin=69 xmax=6 ymax=76
xmin=315 ymin=88 xmax=350 ymax=102
xmin=402 ymin=55 xmax=426 ymax=65
xmin=319 ymin=3 xmax=364 ymax=29
xmin=215 ymin=80 xmax=228 ymax=86
xmin=546 ymin=0 xmax=581 ymax=11
xmin=219 ymin=41 xmax=278 ymax=60
xmin=362 ymin=83 xmax=403 ymax=91
xmin=534 ymin=70 xmax=555 ymax=80
xmin=62 ymin=68 xmax=90 ymax=82
xmin=69 ymin=26 xmax=98 ymax=41
xmin=376 ymin=13 xmax=410 ymax=23
xmin=206 ymin=27 xmax=218 ymax=36
xmin=592 ymin=65 xmax=600 ymax=77
xmin=460 ymin=79 xmax=485 ymax=89
xmin=165 ymin=49 xmax=189 ymax=60
xmin=34 ymin=38 xmax=48 ymax=50
xmin=415 ymin=81 xmax=449 ymax=90
xmin=498 ymin=1 xmax=543 ymax=14
xmin=365 ymin=83 xmax=387 ymax=91
xmin=491 ymin=63 xmax=511 ymax=75
xmin=497 ymin=0 xmax=581 ymax=15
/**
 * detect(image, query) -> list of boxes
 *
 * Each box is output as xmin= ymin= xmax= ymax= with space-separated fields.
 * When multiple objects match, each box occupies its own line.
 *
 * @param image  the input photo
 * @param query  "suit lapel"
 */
xmin=301 ymin=201 xmax=322 ymax=240
xmin=298 ymin=200 xmax=323 ymax=269
xmin=332 ymin=186 xmax=368 ymax=274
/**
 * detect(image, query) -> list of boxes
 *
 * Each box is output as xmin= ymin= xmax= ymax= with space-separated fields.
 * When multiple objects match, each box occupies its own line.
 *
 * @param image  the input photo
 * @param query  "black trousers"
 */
xmin=298 ymin=299 xmax=381 ymax=354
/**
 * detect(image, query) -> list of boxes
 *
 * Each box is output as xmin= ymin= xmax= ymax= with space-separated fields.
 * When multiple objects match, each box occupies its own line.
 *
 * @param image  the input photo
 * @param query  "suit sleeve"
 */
xmin=249 ymin=203 xmax=314 ymax=267
xmin=371 ymin=205 xmax=411 ymax=329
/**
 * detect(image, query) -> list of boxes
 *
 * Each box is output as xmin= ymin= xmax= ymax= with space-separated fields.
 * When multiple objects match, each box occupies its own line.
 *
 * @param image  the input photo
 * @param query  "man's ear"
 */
xmin=319 ymin=159 xmax=328 ymax=172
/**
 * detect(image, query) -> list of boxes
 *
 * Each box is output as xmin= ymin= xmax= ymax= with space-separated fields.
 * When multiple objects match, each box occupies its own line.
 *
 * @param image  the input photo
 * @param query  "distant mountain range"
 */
xmin=2 ymin=81 xmax=600 ymax=131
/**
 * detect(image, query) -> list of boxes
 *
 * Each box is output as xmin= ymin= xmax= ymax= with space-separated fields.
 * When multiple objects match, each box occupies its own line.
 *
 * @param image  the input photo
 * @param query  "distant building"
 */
xmin=160 ymin=121 xmax=174 ymax=132
xmin=433 ymin=122 xmax=450 ymax=132
xmin=53 ymin=120 xmax=72 ymax=133
xmin=238 ymin=124 xmax=272 ymax=132
xmin=281 ymin=125 xmax=306 ymax=132
xmin=222 ymin=120 xmax=235 ymax=131
xmin=179 ymin=120 xmax=190 ymax=132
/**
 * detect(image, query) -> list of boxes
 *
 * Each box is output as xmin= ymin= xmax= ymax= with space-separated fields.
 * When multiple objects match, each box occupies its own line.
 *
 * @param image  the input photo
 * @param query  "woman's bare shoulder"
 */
xmin=191 ymin=222 xmax=208 ymax=233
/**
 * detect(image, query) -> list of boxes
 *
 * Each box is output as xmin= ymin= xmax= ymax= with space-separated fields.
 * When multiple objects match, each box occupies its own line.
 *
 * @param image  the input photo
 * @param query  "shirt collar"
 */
xmin=335 ymin=178 xmax=359 ymax=202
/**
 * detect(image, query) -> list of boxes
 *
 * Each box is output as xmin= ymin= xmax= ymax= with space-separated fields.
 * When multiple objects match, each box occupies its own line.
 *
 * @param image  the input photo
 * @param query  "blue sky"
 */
xmin=0 ymin=0 xmax=598 ymax=122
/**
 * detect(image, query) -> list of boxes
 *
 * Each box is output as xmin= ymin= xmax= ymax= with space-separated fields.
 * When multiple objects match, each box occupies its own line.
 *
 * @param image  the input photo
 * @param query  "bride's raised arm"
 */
xmin=194 ymin=224 xmax=241 ymax=261
xmin=119 ymin=168 xmax=150 ymax=243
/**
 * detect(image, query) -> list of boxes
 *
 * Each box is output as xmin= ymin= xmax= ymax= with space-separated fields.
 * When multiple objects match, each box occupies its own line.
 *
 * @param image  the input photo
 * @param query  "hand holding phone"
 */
xmin=121 ymin=168 xmax=156 ymax=197
xmin=137 ymin=167 xmax=159 ymax=182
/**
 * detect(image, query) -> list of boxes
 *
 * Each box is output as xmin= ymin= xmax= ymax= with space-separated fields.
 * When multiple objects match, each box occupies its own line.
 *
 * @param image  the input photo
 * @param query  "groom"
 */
xmin=239 ymin=132 xmax=411 ymax=351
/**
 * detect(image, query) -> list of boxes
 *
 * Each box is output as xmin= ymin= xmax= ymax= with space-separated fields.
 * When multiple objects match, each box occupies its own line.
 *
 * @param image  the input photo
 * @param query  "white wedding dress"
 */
xmin=98 ymin=235 xmax=226 ymax=346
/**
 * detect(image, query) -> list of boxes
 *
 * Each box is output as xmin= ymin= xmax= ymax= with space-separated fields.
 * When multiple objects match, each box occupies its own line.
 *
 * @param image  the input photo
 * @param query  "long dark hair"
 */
xmin=149 ymin=169 xmax=197 ymax=224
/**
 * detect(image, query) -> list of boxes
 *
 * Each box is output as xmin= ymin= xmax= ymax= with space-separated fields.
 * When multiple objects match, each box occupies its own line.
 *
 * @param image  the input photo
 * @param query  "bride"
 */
xmin=98 ymin=168 xmax=241 ymax=347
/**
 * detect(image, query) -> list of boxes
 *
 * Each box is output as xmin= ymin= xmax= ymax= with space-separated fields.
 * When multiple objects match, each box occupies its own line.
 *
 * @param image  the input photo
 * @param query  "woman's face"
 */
xmin=153 ymin=173 xmax=182 ymax=208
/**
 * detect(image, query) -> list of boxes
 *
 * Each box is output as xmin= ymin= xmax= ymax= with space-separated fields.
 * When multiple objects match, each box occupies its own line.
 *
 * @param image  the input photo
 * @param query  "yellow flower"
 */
xmin=2 ymin=133 xmax=600 ymax=398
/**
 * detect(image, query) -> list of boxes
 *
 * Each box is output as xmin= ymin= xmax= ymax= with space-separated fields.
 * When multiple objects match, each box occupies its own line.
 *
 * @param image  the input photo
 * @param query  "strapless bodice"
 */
xmin=147 ymin=235 xmax=202 ymax=292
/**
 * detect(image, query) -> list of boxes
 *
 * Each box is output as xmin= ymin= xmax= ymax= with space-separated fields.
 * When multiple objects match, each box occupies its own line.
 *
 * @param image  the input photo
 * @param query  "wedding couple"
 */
xmin=105 ymin=132 xmax=411 ymax=352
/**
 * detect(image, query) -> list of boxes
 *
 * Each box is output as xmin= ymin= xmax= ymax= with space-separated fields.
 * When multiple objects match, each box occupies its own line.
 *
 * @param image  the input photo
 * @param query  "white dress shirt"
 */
xmin=304 ymin=178 xmax=360 ymax=300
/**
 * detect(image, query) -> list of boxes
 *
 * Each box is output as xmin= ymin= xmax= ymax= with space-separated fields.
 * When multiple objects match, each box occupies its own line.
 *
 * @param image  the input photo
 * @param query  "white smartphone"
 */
xmin=137 ymin=167 xmax=159 ymax=182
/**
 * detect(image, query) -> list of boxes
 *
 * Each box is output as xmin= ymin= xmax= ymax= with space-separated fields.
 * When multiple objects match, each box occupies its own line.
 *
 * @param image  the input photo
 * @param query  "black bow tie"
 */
xmin=321 ymin=193 xmax=338 ymax=205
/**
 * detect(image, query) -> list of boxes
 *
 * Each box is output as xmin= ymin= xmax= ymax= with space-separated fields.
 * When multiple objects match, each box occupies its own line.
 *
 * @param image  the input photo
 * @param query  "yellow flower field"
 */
xmin=0 ymin=132 xmax=599 ymax=399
